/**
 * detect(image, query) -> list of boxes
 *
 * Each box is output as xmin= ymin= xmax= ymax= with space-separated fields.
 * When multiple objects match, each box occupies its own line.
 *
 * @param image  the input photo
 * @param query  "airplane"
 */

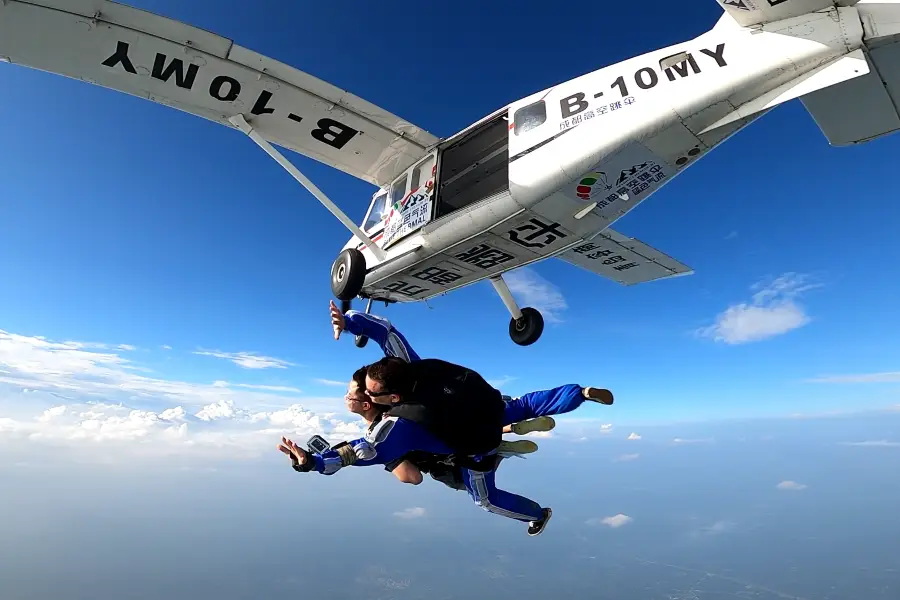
xmin=3 ymin=1 xmax=900 ymax=347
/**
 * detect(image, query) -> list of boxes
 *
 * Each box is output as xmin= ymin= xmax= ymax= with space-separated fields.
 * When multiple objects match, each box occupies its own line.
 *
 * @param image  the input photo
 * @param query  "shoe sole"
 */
xmin=511 ymin=416 xmax=556 ymax=435
xmin=498 ymin=441 xmax=538 ymax=454
xmin=528 ymin=508 xmax=553 ymax=536
xmin=585 ymin=388 xmax=614 ymax=405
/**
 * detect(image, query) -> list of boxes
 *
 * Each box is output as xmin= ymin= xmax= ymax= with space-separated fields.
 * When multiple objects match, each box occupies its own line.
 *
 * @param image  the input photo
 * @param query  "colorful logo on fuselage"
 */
xmin=575 ymin=172 xmax=611 ymax=200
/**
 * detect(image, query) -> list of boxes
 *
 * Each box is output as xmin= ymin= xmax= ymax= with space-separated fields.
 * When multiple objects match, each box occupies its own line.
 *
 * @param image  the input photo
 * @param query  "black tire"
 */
xmin=330 ymin=248 xmax=366 ymax=301
xmin=509 ymin=307 xmax=544 ymax=346
xmin=354 ymin=334 xmax=369 ymax=348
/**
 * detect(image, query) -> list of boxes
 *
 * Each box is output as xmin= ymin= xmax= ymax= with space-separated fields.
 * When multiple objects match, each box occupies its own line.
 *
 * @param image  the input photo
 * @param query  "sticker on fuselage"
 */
xmin=555 ymin=43 xmax=728 ymax=133
xmin=568 ymin=144 xmax=672 ymax=220
xmin=382 ymin=184 xmax=434 ymax=248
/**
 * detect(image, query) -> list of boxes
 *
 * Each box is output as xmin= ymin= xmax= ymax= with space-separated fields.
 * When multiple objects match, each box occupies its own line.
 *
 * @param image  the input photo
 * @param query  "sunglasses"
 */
xmin=365 ymin=388 xmax=394 ymax=398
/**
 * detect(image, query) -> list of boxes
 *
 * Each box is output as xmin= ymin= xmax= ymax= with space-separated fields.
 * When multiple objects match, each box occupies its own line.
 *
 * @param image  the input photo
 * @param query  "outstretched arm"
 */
xmin=330 ymin=300 xmax=391 ymax=344
xmin=328 ymin=300 xmax=420 ymax=361
xmin=281 ymin=418 xmax=451 ymax=477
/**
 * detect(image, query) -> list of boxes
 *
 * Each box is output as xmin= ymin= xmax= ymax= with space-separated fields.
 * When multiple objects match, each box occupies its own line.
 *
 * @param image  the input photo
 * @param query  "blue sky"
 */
xmin=2 ymin=4 xmax=900 ymax=596
xmin=1 ymin=0 xmax=900 ymax=450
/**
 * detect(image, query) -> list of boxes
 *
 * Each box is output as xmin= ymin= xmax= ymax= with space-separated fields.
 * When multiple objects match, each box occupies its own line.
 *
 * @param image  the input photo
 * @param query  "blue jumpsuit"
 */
xmin=310 ymin=415 xmax=545 ymax=522
xmin=341 ymin=310 xmax=589 ymax=523
xmin=343 ymin=310 xmax=588 ymax=428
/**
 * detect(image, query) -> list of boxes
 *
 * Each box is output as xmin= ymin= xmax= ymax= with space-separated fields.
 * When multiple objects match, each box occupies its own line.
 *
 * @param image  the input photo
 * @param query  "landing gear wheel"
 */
xmin=331 ymin=249 xmax=366 ymax=302
xmin=509 ymin=307 xmax=544 ymax=346
xmin=354 ymin=334 xmax=369 ymax=348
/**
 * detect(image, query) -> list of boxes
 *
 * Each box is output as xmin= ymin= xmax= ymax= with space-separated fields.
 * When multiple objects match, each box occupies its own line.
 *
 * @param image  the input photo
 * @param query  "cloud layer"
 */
xmin=393 ymin=507 xmax=426 ymax=519
xmin=776 ymin=480 xmax=808 ymax=491
xmin=696 ymin=273 xmax=818 ymax=344
xmin=840 ymin=440 xmax=900 ymax=447
xmin=588 ymin=514 xmax=633 ymax=528
xmin=0 ymin=329 xmax=360 ymax=457
xmin=614 ymin=453 xmax=640 ymax=462
xmin=1 ymin=398 xmax=364 ymax=454
xmin=504 ymin=267 xmax=568 ymax=323
xmin=193 ymin=350 xmax=295 ymax=370
xmin=806 ymin=371 xmax=900 ymax=384
xmin=0 ymin=329 xmax=316 ymax=409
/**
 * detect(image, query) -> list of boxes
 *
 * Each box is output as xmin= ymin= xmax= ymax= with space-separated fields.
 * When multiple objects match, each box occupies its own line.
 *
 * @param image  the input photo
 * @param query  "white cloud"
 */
xmin=689 ymin=520 xmax=736 ymax=539
xmin=0 ymin=329 xmax=311 ymax=408
xmin=696 ymin=273 xmax=819 ymax=344
xmin=627 ymin=432 xmax=641 ymax=440
xmin=487 ymin=376 xmax=517 ymax=389
xmin=314 ymin=378 xmax=347 ymax=386
xmin=840 ymin=440 xmax=900 ymax=447
xmin=522 ymin=430 xmax=553 ymax=439
xmin=615 ymin=453 xmax=640 ymax=462
xmin=672 ymin=437 xmax=714 ymax=444
xmin=504 ymin=267 xmax=568 ymax=323
xmin=0 ymin=398 xmax=364 ymax=455
xmin=161 ymin=345 xmax=172 ymax=351
xmin=0 ymin=328 xmax=362 ymax=458
xmin=193 ymin=349 xmax=295 ymax=370
xmin=806 ymin=371 xmax=900 ymax=383
xmin=232 ymin=384 xmax=302 ymax=393
xmin=117 ymin=344 xmax=136 ymax=351
xmin=393 ymin=507 xmax=426 ymax=519
xmin=600 ymin=423 xmax=613 ymax=433
xmin=702 ymin=520 xmax=734 ymax=535
xmin=588 ymin=514 xmax=633 ymax=528
xmin=776 ymin=480 xmax=807 ymax=491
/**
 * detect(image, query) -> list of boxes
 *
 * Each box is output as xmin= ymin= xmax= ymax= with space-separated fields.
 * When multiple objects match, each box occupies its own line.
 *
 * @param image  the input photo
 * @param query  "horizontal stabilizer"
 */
xmin=715 ymin=0 xmax=860 ymax=28
xmin=555 ymin=229 xmax=693 ymax=286
xmin=0 ymin=0 xmax=438 ymax=188
xmin=700 ymin=49 xmax=870 ymax=135
xmin=802 ymin=36 xmax=900 ymax=145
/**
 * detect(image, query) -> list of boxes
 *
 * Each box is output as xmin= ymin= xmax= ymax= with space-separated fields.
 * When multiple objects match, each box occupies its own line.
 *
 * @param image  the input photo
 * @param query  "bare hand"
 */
xmin=329 ymin=300 xmax=345 ymax=340
xmin=277 ymin=436 xmax=307 ymax=468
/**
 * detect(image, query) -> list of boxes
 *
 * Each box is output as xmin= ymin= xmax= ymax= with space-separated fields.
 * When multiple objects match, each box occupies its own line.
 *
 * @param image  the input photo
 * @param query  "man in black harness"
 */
xmin=341 ymin=365 xmax=511 ymax=491
xmin=279 ymin=356 xmax=553 ymax=535
xmin=362 ymin=356 xmax=553 ymax=536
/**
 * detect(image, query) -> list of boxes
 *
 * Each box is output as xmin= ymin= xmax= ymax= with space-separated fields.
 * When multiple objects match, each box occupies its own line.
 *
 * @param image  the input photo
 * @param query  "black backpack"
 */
xmin=387 ymin=358 xmax=505 ymax=458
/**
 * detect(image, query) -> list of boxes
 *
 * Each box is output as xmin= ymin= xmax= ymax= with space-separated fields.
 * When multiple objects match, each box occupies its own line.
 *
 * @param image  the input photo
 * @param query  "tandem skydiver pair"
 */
xmin=277 ymin=302 xmax=613 ymax=536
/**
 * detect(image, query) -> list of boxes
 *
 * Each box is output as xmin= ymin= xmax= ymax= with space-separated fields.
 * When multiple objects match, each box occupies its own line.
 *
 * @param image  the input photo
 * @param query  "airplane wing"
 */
xmin=0 ymin=0 xmax=439 ymax=188
xmin=554 ymin=228 xmax=693 ymax=286
xmin=715 ymin=0 xmax=859 ymax=28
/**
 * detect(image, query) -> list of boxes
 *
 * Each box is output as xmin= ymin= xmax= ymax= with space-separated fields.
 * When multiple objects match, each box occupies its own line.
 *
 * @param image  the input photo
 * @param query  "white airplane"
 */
xmin=3 ymin=1 xmax=900 ymax=347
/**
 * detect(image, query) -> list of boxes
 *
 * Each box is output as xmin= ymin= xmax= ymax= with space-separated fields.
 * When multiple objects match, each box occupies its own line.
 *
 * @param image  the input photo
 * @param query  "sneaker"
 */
xmin=498 ymin=440 xmax=538 ymax=455
xmin=527 ymin=508 xmax=552 ymax=536
xmin=582 ymin=387 xmax=614 ymax=405
xmin=511 ymin=416 xmax=556 ymax=436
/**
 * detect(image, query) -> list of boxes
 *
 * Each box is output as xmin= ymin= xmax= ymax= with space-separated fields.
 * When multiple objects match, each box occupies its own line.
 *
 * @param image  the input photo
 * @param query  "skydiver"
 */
xmin=340 ymin=364 xmax=528 ymax=489
xmin=328 ymin=299 xmax=613 ymax=439
xmin=328 ymin=299 xmax=558 ymax=487
xmin=279 ymin=356 xmax=557 ymax=536
xmin=327 ymin=299 xmax=613 ymax=486
xmin=285 ymin=347 xmax=614 ymax=534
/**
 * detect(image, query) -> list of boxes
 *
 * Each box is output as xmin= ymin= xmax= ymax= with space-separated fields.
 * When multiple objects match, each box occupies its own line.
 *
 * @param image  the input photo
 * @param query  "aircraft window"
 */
xmin=391 ymin=173 xmax=408 ymax=205
xmin=660 ymin=51 xmax=692 ymax=70
xmin=363 ymin=192 xmax=387 ymax=231
xmin=411 ymin=155 xmax=435 ymax=192
xmin=513 ymin=101 xmax=546 ymax=135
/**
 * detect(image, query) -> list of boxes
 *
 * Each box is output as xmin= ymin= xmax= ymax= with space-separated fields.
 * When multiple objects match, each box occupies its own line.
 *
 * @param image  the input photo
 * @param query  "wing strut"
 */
xmin=228 ymin=114 xmax=388 ymax=262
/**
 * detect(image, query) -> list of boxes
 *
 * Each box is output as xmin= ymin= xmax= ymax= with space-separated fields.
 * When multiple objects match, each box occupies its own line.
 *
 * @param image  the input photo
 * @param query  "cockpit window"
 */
xmin=411 ymin=155 xmax=435 ymax=192
xmin=391 ymin=173 xmax=409 ymax=205
xmin=363 ymin=192 xmax=387 ymax=231
xmin=513 ymin=100 xmax=546 ymax=135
